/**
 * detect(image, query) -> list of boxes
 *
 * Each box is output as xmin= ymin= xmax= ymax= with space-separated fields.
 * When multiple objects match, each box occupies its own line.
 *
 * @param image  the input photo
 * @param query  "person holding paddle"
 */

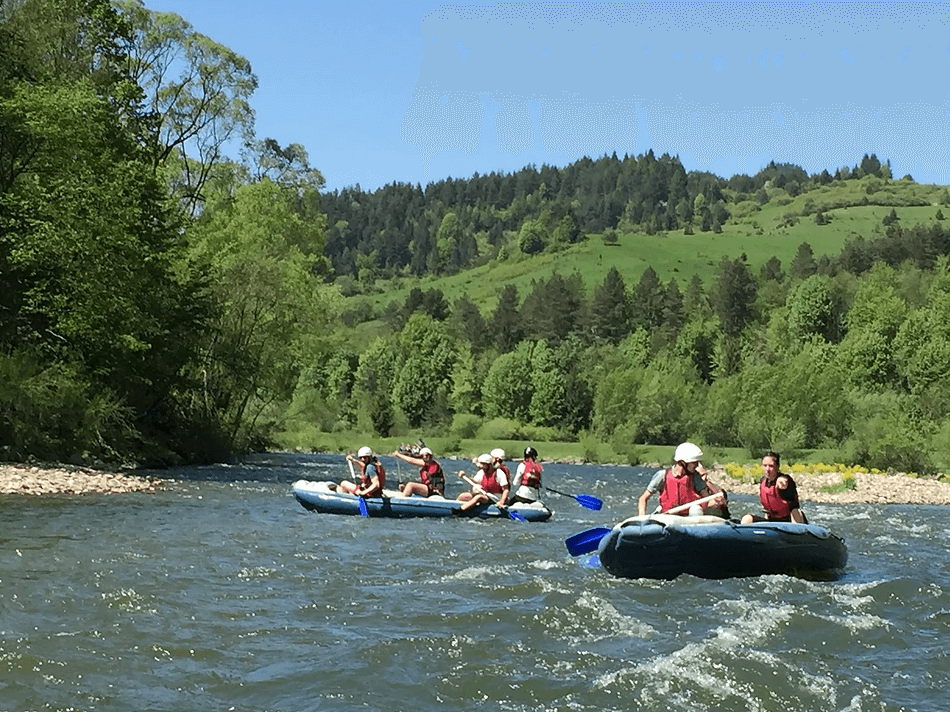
xmin=340 ymin=446 xmax=385 ymax=497
xmin=457 ymin=453 xmax=510 ymax=513
xmin=509 ymin=446 xmax=543 ymax=505
xmin=740 ymin=451 xmax=807 ymax=524
xmin=392 ymin=446 xmax=446 ymax=497
xmin=637 ymin=442 xmax=729 ymax=518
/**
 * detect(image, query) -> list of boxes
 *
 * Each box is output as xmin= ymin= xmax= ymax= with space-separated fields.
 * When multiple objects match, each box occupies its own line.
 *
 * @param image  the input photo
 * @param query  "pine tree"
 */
xmin=488 ymin=284 xmax=522 ymax=353
xmin=588 ymin=267 xmax=631 ymax=343
xmin=632 ymin=266 xmax=664 ymax=331
xmin=713 ymin=256 xmax=757 ymax=337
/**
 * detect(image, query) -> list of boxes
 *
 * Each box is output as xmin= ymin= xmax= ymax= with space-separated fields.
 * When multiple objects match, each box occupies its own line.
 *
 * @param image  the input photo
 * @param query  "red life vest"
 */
xmin=419 ymin=460 xmax=445 ymax=496
xmin=357 ymin=459 xmax=386 ymax=495
xmin=658 ymin=468 xmax=703 ymax=514
xmin=479 ymin=467 xmax=504 ymax=495
xmin=520 ymin=460 xmax=542 ymax=489
xmin=759 ymin=475 xmax=796 ymax=521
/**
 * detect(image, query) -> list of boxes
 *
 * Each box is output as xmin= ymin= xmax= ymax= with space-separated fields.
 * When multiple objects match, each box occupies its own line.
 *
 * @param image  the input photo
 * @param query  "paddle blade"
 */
xmin=575 ymin=494 xmax=603 ymax=511
xmin=565 ymin=527 xmax=612 ymax=556
xmin=358 ymin=496 xmax=368 ymax=517
xmin=506 ymin=509 xmax=528 ymax=523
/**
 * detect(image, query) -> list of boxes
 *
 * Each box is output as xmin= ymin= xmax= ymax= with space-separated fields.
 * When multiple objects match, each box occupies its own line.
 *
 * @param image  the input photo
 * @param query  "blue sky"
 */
xmin=147 ymin=1 xmax=950 ymax=194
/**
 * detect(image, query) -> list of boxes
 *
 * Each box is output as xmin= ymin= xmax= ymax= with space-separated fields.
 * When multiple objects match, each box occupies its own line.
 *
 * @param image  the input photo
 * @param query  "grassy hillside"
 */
xmin=346 ymin=176 xmax=948 ymax=321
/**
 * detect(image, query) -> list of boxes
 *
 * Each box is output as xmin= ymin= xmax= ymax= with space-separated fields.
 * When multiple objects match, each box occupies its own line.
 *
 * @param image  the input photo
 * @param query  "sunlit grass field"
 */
xmin=350 ymin=177 xmax=948 ymax=319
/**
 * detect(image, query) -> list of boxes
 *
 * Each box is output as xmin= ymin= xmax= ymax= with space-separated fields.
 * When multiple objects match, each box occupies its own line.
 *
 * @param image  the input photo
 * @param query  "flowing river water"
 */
xmin=2 ymin=452 xmax=949 ymax=712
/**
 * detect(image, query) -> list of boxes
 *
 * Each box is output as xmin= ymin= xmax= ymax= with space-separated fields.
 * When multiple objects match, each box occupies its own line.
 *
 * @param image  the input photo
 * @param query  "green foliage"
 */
xmin=450 ymin=413 xmax=481 ymax=439
xmin=0 ymin=350 xmax=129 ymax=462
xmin=391 ymin=314 xmax=456 ymax=428
xmin=735 ymin=341 xmax=851 ymax=452
xmin=189 ymin=178 xmax=334 ymax=450
xmin=842 ymin=391 xmax=934 ymax=474
xmin=712 ymin=256 xmax=757 ymax=337
xmin=482 ymin=342 xmax=534 ymax=421
xmin=588 ymin=266 xmax=631 ymax=343
xmin=786 ymin=275 xmax=837 ymax=343
xmin=517 ymin=218 xmax=545 ymax=254
xmin=476 ymin=417 xmax=528 ymax=441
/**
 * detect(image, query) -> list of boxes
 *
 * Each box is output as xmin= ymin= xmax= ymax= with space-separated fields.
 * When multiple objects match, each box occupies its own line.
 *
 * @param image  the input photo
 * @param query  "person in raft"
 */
xmin=508 ymin=446 xmax=543 ymax=505
xmin=392 ymin=446 xmax=446 ymax=497
xmin=340 ymin=446 xmax=386 ymax=497
xmin=489 ymin=448 xmax=510 ymax=481
xmin=637 ymin=442 xmax=729 ymax=517
xmin=456 ymin=453 xmax=510 ymax=513
xmin=740 ymin=451 xmax=807 ymax=524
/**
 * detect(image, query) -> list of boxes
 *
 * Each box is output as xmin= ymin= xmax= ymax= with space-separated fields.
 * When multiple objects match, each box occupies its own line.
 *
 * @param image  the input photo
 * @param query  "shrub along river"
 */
xmin=2 ymin=452 xmax=948 ymax=711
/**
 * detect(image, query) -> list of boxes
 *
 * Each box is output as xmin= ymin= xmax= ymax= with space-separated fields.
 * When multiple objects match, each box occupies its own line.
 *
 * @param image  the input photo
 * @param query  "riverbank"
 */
xmin=0 ymin=463 xmax=162 ymax=495
xmin=3 ymin=460 xmax=950 ymax=505
xmin=711 ymin=466 xmax=950 ymax=506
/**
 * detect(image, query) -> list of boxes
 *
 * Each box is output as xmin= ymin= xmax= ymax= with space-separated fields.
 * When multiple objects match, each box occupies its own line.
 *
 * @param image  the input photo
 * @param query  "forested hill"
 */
xmin=4 ymin=0 xmax=950 ymax=475
xmin=306 ymin=155 xmax=950 ymax=478
xmin=320 ymin=150 xmax=947 ymax=293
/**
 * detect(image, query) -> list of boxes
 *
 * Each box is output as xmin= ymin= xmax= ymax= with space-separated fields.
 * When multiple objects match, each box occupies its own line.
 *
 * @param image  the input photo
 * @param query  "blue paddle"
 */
xmin=565 ymin=527 xmax=612 ymax=556
xmin=544 ymin=486 xmax=603 ymax=511
xmin=348 ymin=460 xmax=369 ymax=517
xmin=564 ymin=493 xmax=724 ymax=556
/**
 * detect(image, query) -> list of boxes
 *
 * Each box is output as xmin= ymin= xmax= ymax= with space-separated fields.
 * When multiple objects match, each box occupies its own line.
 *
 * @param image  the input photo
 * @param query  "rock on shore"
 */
xmin=0 ymin=463 xmax=162 ymax=496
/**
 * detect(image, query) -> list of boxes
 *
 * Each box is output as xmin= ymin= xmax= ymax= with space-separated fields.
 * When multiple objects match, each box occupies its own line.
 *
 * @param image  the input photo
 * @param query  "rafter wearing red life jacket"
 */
xmin=419 ymin=460 xmax=445 ymax=496
xmin=478 ymin=466 xmax=504 ymax=495
xmin=520 ymin=460 xmax=542 ymax=489
xmin=355 ymin=458 xmax=386 ymax=496
xmin=759 ymin=475 xmax=798 ymax=521
xmin=658 ymin=468 xmax=703 ymax=514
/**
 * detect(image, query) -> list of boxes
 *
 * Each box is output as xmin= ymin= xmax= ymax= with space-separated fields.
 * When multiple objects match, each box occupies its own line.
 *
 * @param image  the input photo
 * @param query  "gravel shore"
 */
xmin=715 ymin=468 xmax=950 ymax=506
xmin=0 ymin=463 xmax=162 ymax=496
xmin=3 ymin=460 xmax=950 ymax=505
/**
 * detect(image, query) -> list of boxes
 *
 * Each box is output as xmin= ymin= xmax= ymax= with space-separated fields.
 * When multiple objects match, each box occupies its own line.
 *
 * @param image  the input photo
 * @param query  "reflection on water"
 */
xmin=1 ymin=452 xmax=948 ymax=712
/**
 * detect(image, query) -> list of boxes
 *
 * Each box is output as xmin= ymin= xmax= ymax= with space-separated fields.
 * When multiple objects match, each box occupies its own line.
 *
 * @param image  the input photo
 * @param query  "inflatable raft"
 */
xmin=593 ymin=514 xmax=848 ymax=580
xmin=291 ymin=480 xmax=553 ymax=521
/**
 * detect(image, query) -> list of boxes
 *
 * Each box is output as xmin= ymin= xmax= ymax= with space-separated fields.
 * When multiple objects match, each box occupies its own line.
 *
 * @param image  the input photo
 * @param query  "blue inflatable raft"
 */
xmin=291 ymin=480 xmax=553 ymax=521
xmin=595 ymin=514 xmax=847 ymax=580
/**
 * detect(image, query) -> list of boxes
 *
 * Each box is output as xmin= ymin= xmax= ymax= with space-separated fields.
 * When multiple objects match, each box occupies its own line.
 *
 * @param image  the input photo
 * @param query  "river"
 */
xmin=2 ymin=452 xmax=947 ymax=711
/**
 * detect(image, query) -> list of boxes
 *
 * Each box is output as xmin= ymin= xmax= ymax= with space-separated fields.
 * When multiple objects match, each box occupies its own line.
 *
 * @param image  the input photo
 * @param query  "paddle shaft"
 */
xmin=460 ymin=472 xmax=505 ymax=506
xmin=349 ymin=459 xmax=369 ymax=516
xmin=458 ymin=472 xmax=525 ymax=521
xmin=660 ymin=492 xmax=722 ymax=515
xmin=544 ymin=486 xmax=603 ymax=510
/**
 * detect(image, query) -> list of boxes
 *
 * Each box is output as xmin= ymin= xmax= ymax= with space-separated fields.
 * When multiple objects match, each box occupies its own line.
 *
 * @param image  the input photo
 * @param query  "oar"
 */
xmin=565 ymin=527 xmax=613 ymax=556
xmin=655 ymin=492 xmax=722 ymax=516
xmin=349 ymin=459 xmax=368 ymax=517
xmin=564 ymin=493 xmax=724 ymax=556
xmin=544 ymin=486 xmax=603 ymax=511
xmin=458 ymin=472 xmax=528 ymax=522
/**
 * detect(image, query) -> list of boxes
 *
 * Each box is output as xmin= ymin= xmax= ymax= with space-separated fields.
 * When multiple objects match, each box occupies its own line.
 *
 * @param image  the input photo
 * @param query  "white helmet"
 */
xmin=420 ymin=447 xmax=433 ymax=456
xmin=674 ymin=442 xmax=703 ymax=464
xmin=357 ymin=446 xmax=373 ymax=458
xmin=490 ymin=448 xmax=506 ymax=460
xmin=477 ymin=453 xmax=493 ymax=465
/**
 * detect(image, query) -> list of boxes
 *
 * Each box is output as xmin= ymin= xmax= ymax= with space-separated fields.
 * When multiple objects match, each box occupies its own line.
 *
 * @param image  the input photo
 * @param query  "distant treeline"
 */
xmin=295 ymin=216 xmax=950 ymax=475
xmin=321 ymin=151 xmax=910 ymax=288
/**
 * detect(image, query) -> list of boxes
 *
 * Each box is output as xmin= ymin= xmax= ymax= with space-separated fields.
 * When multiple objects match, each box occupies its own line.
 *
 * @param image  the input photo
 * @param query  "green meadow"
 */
xmin=352 ymin=176 xmax=949 ymax=317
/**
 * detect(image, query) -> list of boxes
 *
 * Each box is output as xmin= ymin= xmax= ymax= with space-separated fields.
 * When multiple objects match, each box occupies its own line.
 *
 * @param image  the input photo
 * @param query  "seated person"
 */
xmin=392 ymin=446 xmax=445 ymax=497
xmin=741 ymin=451 xmax=807 ymax=524
xmin=638 ymin=442 xmax=728 ymax=517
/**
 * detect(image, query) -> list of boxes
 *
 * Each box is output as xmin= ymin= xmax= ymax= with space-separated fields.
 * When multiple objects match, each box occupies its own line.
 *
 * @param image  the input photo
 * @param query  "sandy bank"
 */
xmin=0 ymin=463 xmax=162 ymax=496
